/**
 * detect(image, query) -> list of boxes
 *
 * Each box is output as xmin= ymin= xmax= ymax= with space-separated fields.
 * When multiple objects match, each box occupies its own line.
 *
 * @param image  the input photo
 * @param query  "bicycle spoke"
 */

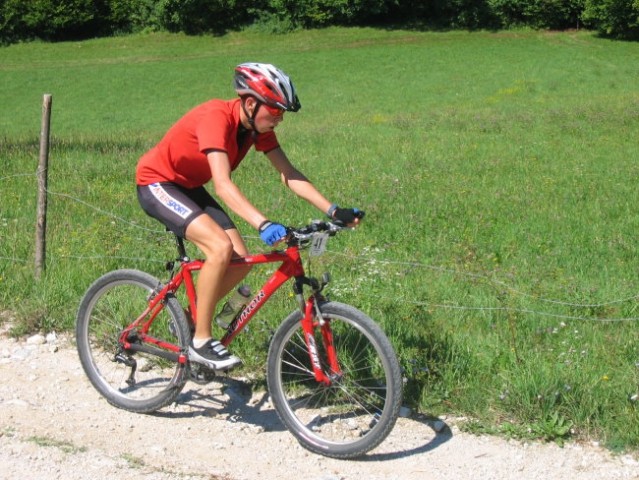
xmin=76 ymin=270 xmax=190 ymax=413
xmin=268 ymin=302 xmax=402 ymax=458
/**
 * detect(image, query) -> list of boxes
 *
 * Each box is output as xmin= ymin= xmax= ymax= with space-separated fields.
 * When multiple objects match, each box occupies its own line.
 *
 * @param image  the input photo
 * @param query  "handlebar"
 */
xmin=285 ymin=220 xmax=349 ymax=247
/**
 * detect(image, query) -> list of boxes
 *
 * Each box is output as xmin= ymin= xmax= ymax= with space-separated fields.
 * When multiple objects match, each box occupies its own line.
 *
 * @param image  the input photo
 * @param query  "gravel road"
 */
xmin=1 ymin=324 xmax=637 ymax=480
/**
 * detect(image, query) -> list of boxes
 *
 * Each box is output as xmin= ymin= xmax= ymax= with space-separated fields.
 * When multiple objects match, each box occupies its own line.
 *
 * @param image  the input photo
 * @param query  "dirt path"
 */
xmin=0 ymin=327 xmax=637 ymax=480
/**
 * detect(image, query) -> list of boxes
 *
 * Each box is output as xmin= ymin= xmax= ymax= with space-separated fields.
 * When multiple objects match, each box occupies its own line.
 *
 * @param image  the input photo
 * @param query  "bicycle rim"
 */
xmin=76 ymin=270 xmax=190 ymax=413
xmin=268 ymin=302 xmax=402 ymax=458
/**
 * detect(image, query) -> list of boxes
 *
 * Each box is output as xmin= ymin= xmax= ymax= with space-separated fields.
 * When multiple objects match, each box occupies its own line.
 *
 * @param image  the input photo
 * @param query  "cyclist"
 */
xmin=136 ymin=62 xmax=363 ymax=371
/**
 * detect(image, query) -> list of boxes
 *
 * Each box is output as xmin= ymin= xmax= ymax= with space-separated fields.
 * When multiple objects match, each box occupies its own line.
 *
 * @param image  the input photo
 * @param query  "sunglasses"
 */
xmin=262 ymin=104 xmax=285 ymax=117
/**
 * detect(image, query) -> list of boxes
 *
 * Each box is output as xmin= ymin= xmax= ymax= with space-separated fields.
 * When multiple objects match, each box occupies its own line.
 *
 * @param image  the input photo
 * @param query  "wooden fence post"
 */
xmin=35 ymin=94 xmax=52 ymax=279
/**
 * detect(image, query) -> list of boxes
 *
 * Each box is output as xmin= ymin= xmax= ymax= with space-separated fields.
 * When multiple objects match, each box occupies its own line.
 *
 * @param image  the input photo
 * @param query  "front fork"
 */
xmin=294 ymin=274 xmax=341 ymax=385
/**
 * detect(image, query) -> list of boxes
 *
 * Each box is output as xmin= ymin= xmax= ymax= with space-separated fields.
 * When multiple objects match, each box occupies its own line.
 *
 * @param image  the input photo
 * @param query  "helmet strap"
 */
xmin=240 ymin=96 xmax=261 ymax=140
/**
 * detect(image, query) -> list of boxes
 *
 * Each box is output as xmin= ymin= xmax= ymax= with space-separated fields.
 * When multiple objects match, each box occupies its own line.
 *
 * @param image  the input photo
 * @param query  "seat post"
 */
xmin=173 ymin=233 xmax=188 ymax=261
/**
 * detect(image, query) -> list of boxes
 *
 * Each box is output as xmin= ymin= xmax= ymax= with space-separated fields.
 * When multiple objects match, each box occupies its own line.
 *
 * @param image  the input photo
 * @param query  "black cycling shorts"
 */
xmin=137 ymin=182 xmax=236 ymax=238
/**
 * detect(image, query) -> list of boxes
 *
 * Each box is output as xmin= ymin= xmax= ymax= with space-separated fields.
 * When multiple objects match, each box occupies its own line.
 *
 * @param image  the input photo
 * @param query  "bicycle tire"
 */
xmin=267 ymin=301 xmax=403 ymax=459
xmin=76 ymin=269 xmax=190 ymax=413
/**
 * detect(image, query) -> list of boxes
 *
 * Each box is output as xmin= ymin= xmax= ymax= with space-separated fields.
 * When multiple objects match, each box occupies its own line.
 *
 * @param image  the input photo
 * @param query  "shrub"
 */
xmin=488 ymin=0 xmax=585 ymax=29
xmin=264 ymin=0 xmax=388 ymax=28
xmin=159 ymin=0 xmax=246 ymax=35
xmin=106 ymin=0 xmax=164 ymax=34
xmin=0 ymin=0 xmax=29 ymax=44
xmin=2 ymin=0 xmax=639 ymax=44
xmin=0 ymin=0 xmax=98 ymax=42
xmin=582 ymin=0 xmax=639 ymax=38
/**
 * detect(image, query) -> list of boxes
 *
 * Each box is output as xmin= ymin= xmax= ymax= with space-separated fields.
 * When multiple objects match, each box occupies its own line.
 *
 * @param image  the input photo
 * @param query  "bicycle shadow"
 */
xmin=357 ymin=415 xmax=453 ymax=461
xmin=151 ymin=377 xmax=453 ymax=460
xmin=151 ymin=376 xmax=287 ymax=432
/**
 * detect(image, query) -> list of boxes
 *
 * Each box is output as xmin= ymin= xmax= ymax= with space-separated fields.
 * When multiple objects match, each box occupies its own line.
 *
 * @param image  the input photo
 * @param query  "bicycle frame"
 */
xmin=120 ymin=238 xmax=340 ymax=385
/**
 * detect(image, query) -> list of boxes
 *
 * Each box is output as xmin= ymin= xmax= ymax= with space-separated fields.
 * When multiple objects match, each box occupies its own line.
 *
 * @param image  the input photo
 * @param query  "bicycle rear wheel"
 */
xmin=267 ymin=301 xmax=403 ymax=459
xmin=76 ymin=269 xmax=190 ymax=413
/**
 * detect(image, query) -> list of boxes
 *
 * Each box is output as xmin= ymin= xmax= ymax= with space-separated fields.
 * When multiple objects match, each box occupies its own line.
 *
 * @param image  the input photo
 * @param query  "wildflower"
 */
xmin=602 ymin=375 xmax=609 ymax=381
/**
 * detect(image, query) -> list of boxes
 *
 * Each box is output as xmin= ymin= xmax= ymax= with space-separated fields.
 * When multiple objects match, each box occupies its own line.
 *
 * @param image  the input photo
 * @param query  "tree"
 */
xmin=582 ymin=0 xmax=639 ymax=38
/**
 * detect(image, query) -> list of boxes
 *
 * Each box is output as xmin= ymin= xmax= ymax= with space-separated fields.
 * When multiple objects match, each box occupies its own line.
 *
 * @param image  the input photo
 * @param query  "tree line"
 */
xmin=1 ymin=0 xmax=638 ymax=45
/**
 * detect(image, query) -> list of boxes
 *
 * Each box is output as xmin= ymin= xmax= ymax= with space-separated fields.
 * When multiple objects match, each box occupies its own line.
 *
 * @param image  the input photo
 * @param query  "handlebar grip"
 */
xmin=333 ymin=210 xmax=364 ymax=227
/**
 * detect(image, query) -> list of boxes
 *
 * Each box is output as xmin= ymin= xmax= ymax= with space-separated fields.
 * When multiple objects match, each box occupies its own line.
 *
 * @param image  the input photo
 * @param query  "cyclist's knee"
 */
xmin=201 ymin=237 xmax=234 ymax=265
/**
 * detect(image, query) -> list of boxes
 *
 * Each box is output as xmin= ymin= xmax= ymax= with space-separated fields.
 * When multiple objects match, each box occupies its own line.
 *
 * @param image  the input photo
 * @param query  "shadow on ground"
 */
xmin=152 ymin=376 xmax=453 ymax=461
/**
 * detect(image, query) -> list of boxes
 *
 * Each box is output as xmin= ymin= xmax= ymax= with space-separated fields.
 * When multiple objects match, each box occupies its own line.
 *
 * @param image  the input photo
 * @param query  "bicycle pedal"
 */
xmin=189 ymin=365 xmax=217 ymax=384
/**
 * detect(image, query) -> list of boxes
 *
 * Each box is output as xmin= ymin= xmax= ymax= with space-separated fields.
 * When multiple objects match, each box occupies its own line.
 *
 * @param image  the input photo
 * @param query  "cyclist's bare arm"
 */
xmin=207 ymin=150 xmax=267 ymax=229
xmin=266 ymin=147 xmax=332 ymax=215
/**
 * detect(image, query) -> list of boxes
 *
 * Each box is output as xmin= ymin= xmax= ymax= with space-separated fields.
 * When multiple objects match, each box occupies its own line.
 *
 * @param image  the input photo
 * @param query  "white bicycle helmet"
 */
xmin=234 ymin=62 xmax=301 ymax=112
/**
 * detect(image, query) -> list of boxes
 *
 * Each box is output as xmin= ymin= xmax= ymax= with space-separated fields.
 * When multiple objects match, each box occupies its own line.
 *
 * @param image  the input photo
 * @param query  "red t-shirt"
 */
xmin=136 ymin=98 xmax=279 ymax=188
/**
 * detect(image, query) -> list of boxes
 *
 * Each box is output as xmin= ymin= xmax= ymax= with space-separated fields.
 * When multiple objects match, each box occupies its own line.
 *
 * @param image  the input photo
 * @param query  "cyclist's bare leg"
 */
xmin=185 ymin=215 xmax=234 ymax=341
xmin=185 ymin=217 xmax=252 ymax=341
xmin=215 ymin=228 xmax=252 ymax=301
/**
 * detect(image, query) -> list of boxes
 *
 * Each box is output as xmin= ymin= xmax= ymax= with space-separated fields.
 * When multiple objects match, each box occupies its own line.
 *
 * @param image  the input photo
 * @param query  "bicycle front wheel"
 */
xmin=267 ymin=301 xmax=403 ymax=459
xmin=76 ymin=269 xmax=190 ymax=413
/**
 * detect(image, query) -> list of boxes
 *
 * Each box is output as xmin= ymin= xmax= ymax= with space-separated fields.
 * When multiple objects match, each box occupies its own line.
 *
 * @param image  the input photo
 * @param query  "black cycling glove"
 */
xmin=327 ymin=205 xmax=365 ymax=224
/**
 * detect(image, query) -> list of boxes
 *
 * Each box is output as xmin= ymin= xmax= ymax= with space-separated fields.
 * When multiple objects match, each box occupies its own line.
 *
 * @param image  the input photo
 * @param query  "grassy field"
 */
xmin=1 ymin=28 xmax=639 ymax=451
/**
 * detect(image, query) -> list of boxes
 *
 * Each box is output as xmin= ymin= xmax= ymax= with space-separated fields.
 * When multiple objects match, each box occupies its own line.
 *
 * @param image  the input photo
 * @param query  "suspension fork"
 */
xmin=301 ymin=296 xmax=342 ymax=385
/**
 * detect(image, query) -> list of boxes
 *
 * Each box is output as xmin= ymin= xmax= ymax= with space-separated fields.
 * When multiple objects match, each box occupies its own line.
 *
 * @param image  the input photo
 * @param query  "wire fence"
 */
xmin=2 ymin=168 xmax=639 ymax=324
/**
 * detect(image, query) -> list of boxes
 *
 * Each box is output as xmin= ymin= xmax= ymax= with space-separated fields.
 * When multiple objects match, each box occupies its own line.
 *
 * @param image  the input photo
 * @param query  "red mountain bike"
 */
xmin=75 ymin=221 xmax=403 ymax=459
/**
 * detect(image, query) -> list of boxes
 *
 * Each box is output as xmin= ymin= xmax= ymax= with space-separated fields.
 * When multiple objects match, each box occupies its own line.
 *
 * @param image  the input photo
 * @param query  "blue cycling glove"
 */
xmin=259 ymin=221 xmax=287 ymax=246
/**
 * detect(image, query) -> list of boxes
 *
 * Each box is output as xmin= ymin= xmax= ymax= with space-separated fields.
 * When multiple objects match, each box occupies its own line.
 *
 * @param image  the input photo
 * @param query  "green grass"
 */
xmin=27 ymin=435 xmax=87 ymax=454
xmin=2 ymin=28 xmax=639 ymax=452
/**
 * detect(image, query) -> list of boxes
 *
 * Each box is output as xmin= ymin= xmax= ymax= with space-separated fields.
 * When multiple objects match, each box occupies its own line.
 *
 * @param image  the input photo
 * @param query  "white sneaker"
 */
xmin=188 ymin=339 xmax=242 ymax=371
